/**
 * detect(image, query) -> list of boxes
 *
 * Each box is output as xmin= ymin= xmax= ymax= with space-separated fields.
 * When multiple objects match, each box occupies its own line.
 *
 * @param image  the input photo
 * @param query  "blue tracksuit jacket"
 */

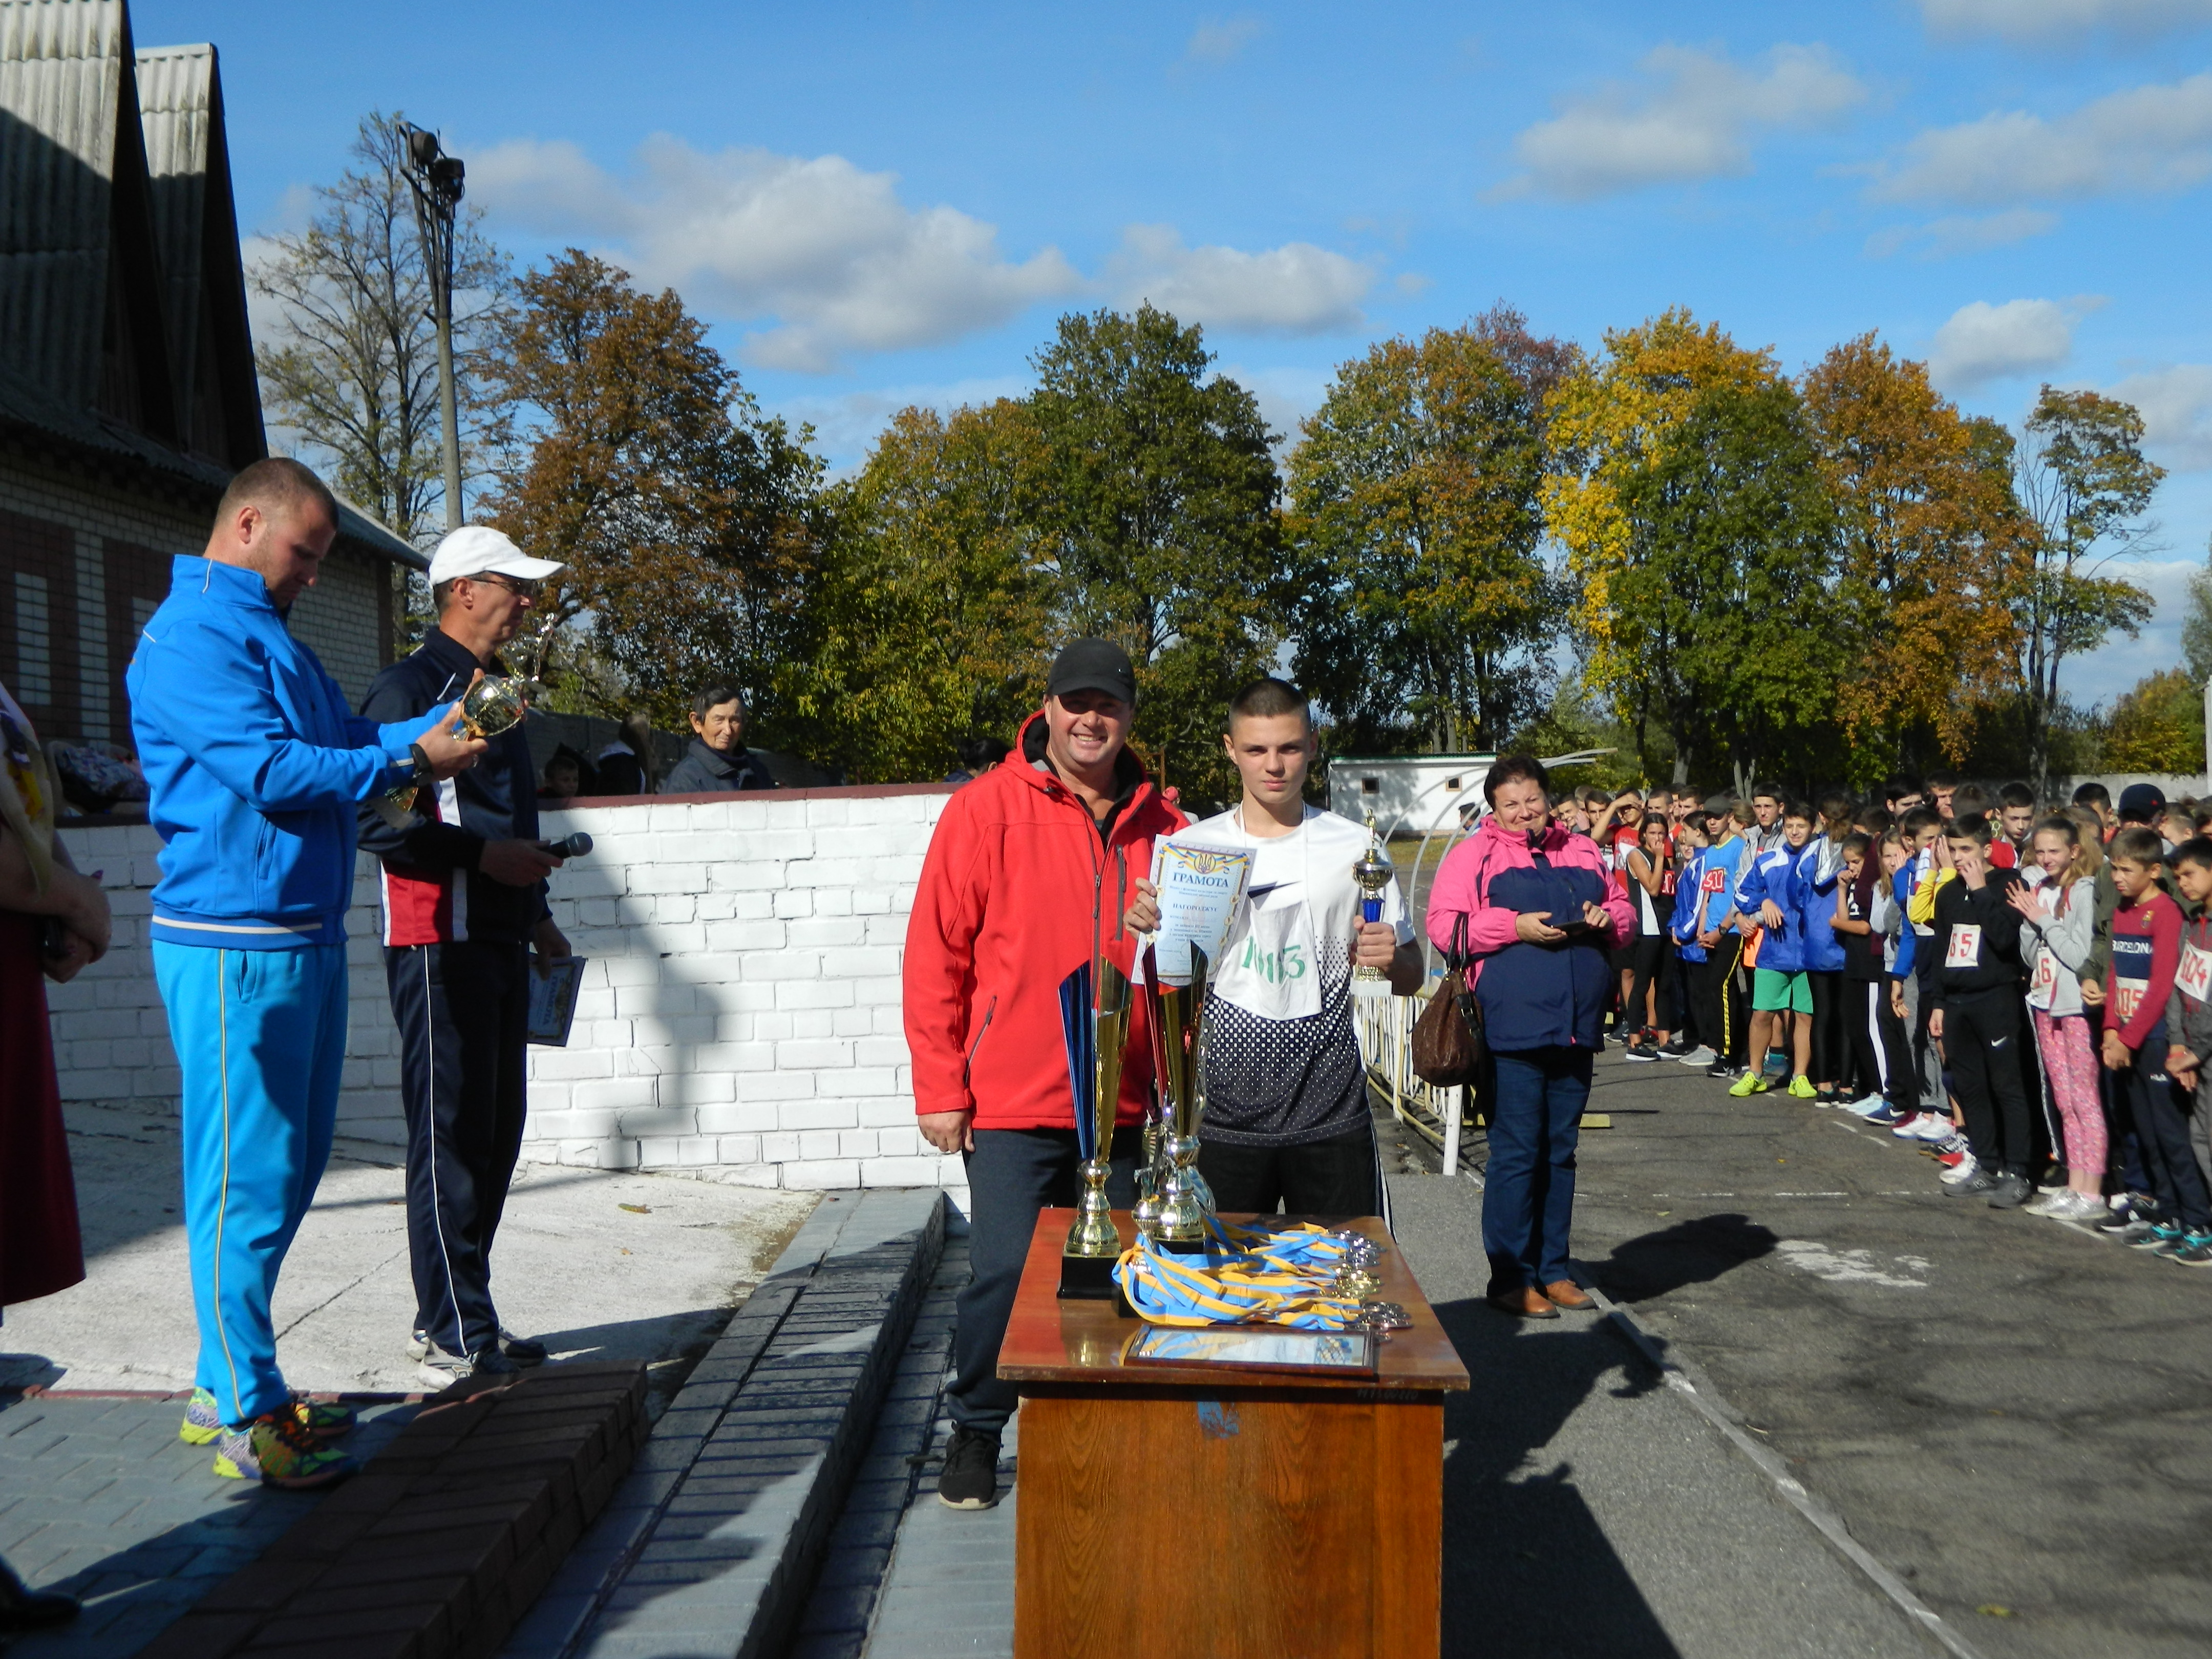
xmin=1735 ymin=843 xmax=1805 ymax=973
xmin=128 ymin=556 xmax=447 ymax=948
xmin=1671 ymin=849 xmax=1710 ymax=963
xmin=1798 ymin=839 xmax=1847 ymax=973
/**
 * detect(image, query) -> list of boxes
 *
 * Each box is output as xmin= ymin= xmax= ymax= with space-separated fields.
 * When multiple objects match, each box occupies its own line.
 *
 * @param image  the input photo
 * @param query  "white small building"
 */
xmin=1327 ymin=753 xmax=1497 ymax=839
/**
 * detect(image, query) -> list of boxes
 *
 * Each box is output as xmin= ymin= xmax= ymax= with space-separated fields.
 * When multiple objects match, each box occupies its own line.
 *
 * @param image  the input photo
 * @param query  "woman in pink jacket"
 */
xmin=1426 ymin=755 xmax=1634 ymax=1319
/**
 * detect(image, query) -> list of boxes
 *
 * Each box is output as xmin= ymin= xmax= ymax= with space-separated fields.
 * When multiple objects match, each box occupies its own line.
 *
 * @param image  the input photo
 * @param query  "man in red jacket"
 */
xmin=905 ymin=639 xmax=1184 ymax=1509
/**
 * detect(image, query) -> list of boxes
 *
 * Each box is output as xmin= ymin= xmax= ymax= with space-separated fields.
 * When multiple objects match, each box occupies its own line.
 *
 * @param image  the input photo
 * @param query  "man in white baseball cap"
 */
xmin=356 ymin=524 xmax=573 ymax=1387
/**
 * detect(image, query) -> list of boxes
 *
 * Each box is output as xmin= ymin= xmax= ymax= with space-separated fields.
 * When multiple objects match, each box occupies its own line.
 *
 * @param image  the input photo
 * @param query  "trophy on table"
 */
xmin=1132 ymin=945 xmax=1171 ymax=1239
xmin=1351 ymin=813 xmax=1395 ymax=999
xmin=1152 ymin=943 xmax=1215 ymax=1250
xmin=375 ymin=616 xmax=560 ymax=824
xmin=1059 ymin=951 xmax=1133 ymax=1298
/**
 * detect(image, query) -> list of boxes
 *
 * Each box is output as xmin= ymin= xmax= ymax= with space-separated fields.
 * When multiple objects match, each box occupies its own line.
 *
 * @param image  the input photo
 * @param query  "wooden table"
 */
xmin=998 ymin=1210 xmax=1470 ymax=1659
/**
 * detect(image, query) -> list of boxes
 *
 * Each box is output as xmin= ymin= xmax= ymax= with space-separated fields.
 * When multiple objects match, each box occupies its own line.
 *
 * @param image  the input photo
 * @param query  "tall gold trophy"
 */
xmin=1153 ymin=943 xmax=1214 ymax=1249
xmin=1059 ymin=952 xmax=1132 ymax=1298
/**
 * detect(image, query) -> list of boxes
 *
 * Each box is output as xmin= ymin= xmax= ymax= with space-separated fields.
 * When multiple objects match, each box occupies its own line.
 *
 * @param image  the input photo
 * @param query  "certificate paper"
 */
xmin=1147 ymin=836 xmax=1252 ymax=984
xmin=527 ymin=956 xmax=585 ymax=1046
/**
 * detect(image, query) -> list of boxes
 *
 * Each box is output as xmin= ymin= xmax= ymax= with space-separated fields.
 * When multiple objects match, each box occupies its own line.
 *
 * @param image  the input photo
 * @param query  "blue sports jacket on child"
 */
xmin=1734 ymin=843 xmax=1805 ymax=973
xmin=1797 ymin=838 xmax=1847 ymax=973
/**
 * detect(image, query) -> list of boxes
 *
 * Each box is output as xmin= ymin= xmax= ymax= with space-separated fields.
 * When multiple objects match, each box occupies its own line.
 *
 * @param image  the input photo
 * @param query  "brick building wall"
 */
xmin=0 ymin=451 xmax=397 ymax=744
xmin=50 ymin=783 xmax=969 ymax=1199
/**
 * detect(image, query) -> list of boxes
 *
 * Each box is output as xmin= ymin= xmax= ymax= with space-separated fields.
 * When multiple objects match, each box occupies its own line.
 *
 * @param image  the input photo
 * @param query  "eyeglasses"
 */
xmin=470 ymin=574 xmax=541 ymax=600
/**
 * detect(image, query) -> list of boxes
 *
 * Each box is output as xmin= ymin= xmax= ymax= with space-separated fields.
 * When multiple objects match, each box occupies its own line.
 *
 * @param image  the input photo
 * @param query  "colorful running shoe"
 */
xmin=212 ymin=1411 xmax=358 ymax=1488
xmin=182 ymin=1388 xmax=353 ymax=1446
xmin=1728 ymin=1070 xmax=1771 ymax=1097
xmin=1788 ymin=1076 xmax=1818 ymax=1100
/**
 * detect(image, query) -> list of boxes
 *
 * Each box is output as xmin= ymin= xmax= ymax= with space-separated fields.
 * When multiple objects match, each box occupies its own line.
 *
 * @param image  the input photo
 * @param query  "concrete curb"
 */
xmin=500 ymin=1187 xmax=948 ymax=1659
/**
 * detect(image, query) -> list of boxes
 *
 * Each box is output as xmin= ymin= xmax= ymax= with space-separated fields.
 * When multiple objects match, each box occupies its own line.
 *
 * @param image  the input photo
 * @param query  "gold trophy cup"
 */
xmin=1059 ymin=954 xmax=1132 ymax=1296
xmin=1153 ymin=943 xmax=1214 ymax=1247
xmin=376 ymin=619 xmax=558 ymax=823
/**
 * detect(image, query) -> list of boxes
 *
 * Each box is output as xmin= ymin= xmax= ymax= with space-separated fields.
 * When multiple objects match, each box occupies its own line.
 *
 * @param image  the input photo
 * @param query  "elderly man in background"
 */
xmin=131 ymin=458 xmax=484 ymax=1487
xmin=662 ymin=686 xmax=776 ymax=793
xmin=359 ymin=526 xmax=574 ymax=1389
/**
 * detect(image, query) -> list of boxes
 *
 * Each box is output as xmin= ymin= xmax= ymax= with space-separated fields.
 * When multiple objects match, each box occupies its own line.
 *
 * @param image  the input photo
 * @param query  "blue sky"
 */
xmin=138 ymin=0 xmax=2212 ymax=706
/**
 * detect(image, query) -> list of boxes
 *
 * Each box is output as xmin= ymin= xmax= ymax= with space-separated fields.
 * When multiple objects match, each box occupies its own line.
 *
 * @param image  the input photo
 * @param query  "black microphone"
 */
xmin=539 ymin=831 xmax=592 ymax=859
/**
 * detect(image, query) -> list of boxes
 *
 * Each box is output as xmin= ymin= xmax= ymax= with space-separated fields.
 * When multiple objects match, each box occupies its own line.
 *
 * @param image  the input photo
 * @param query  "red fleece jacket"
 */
xmin=903 ymin=713 xmax=1185 ymax=1131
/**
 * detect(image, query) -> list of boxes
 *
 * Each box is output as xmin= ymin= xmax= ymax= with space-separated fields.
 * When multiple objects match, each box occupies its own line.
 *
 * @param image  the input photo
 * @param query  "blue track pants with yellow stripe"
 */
xmin=152 ymin=942 xmax=347 ymax=1425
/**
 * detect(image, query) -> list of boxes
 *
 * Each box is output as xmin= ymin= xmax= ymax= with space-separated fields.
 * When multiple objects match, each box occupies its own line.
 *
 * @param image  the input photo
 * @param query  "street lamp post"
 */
xmin=398 ymin=121 xmax=466 ymax=533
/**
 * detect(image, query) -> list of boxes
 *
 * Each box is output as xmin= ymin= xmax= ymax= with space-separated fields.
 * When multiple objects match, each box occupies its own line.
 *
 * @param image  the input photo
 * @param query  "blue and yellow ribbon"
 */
xmin=1114 ymin=1218 xmax=1381 ymax=1331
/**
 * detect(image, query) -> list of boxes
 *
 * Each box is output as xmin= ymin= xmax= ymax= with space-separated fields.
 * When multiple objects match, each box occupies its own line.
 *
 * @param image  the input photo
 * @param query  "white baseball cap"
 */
xmin=426 ymin=525 xmax=564 ymax=586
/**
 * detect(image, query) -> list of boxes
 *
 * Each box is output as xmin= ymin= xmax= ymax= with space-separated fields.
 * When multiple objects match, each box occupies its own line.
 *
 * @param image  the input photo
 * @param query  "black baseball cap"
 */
xmin=2118 ymin=781 xmax=2168 ymax=819
xmin=1046 ymin=638 xmax=1136 ymax=706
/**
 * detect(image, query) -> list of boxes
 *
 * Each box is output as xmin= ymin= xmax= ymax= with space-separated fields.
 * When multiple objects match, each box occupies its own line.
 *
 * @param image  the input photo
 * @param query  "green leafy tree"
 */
xmin=2103 ymin=667 xmax=2205 ymax=773
xmin=774 ymin=402 xmax=1055 ymax=781
xmin=1288 ymin=311 xmax=1572 ymax=756
xmin=1608 ymin=375 xmax=1840 ymax=791
xmin=1027 ymin=306 xmax=1284 ymax=807
xmin=2009 ymin=385 xmax=2163 ymax=793
xmin=2181 ymin=539 xmax=2212 ymax=687
xmin=480 ymin=252 xmax=822 ymax=729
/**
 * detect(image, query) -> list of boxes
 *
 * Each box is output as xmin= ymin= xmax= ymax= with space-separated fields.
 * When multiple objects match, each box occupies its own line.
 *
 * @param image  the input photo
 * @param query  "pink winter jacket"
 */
xmin=1426 ymin=816 xmax=1635 ymax=1016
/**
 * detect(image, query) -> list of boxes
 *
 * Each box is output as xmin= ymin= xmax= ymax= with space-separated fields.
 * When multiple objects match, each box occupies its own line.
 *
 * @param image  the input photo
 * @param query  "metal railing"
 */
xmin=1353 ymin=985 xmax=1478 ymax=1180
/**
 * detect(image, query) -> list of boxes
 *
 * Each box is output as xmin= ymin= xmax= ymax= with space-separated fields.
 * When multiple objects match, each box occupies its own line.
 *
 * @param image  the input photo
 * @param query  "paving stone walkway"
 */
xmin=789 ymin=1237 xmax=967 ymax=1658
xmin=0 ymin=1394 xmax=416 ymax=1659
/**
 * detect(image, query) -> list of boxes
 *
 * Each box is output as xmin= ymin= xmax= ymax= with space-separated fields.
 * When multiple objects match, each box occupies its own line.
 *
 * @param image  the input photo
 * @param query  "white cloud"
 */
xmin=470 ymin=136 xmax=1081 ymax=371
xmin=1927 ymin=297 xmax=2082 ymax=388
xmin=1919 ymin=0 xmax=2212 ymax=40
xmin=1106 ymin=225 xmax=1377 ymax=335
xmin=1496 ymin=43 xmax=1865 ymax=200
xmin=1872 ymin=72 xmax=2212 ymax=205
xmin=1184 ymin=15 xmax=1263 ymax=64
xmin=2109 ymin=363 xmax=2212 ymax=467
xmin=469 ymin=136 xmax=1374 ymax=369
xmin=1863 ymin=207 xmax=2061 ymax=258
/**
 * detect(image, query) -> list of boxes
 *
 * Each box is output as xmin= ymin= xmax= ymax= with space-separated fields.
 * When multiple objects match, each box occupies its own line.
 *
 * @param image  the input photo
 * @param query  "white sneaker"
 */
xmin=2022 ymin=1189 xmax=2069 ymax=1216
xmin=1911 ymin=1113 xmax=1956 ymax=1143
xmin=1675 ymin=1045 xmax=1717 ymax=1067
xmin=1940 ymin=1154 xmax=1982 ymax=1189
xmin=1892 ymin=1111 xmax=1936 ymax=1140
xmin=1844 ymin=1094 xmax=1888 ymax=1117
xmin=2053 ymin=1192 xmax=2108 ymax=1223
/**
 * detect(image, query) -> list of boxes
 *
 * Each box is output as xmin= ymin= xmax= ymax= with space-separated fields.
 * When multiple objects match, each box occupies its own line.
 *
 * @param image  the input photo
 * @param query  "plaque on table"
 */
xmin=1121 ymin=1324 xmax=1377 ymax=1377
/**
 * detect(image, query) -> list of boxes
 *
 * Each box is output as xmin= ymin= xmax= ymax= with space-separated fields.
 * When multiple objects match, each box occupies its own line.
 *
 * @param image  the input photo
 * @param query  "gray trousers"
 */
xmin=1899 ymin=972 xmax=1945 ymax=1112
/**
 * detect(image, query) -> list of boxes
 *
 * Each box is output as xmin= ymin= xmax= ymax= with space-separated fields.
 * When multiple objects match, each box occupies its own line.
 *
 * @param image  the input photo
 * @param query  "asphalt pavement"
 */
xmin=1555 ymin=1048 xmax=2212 ymax=1659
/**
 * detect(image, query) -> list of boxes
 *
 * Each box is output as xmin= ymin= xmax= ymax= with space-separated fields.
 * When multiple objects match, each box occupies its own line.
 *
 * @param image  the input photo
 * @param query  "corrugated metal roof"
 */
xmin=0 ymin=0 xmax=124 ymax=409
xmin=134 ymin=41 xmax=209 ymax=407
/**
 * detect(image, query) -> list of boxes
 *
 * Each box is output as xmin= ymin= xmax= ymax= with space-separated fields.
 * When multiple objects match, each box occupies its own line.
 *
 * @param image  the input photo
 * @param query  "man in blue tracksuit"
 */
xmin=129 ymin=459 xmax=483 ymax=1487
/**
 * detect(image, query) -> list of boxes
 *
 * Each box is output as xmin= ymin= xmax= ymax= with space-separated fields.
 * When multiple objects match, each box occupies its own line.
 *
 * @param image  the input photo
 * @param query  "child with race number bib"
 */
xmin=1729 ymin=801 xmax=1816 ymax=1099
xmin=2160 ymin=836 xmax=2212 ymax=1263
xmin=1925 ymin=814 xmax=2034 ymax=1206
xmin=2101 ymin=826 xmax=2212 ymax=1257
xmin=1122 ymin=678 xmax=1421 ymax=1218
xmin=2007 ymin=815 xmax=2108 ymax=1222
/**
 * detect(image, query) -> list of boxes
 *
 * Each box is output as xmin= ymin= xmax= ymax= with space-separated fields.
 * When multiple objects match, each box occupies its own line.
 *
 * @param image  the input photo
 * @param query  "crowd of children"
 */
xmin=1555 ymin=773 xmax=2212 ymax=1264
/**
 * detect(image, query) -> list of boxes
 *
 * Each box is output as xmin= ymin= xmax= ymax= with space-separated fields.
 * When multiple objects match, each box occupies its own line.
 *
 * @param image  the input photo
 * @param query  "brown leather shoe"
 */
xmin=1543 ymin=1279 xmax=1594 ymax=1310
xmin=1485 ymin=1285 xmax=1560 ymax=1320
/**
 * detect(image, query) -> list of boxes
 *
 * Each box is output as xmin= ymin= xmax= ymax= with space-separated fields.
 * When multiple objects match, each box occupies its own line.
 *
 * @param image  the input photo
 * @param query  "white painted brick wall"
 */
xmin=51 ymin=784 xmax=964 ymax=1195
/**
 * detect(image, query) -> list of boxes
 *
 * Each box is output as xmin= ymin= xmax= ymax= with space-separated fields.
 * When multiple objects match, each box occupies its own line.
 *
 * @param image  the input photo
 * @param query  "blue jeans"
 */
xmin=1483 ymin=1046 xmax=1592 ymax=1290
xmin=154 ymin=942 xmax=347 ymax=1424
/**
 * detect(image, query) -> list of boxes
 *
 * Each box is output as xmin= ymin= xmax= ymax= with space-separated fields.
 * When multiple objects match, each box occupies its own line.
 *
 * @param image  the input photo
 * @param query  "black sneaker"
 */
xmin=499 ymin=1329 xmax=548 ymax=1367
xmin=1945 ymin=1168 xmax=1997 ymax=1199
xmin=2096 ymin=1196 xmax=2155 ymax=1234
xmin=1623 ymin=1043 xmax=1660 ymax=1062
xmin=937 ymin=1425 xmax=1001 ymax=1510
xmin=1656 ymin=1036 xmax=1693 ymax=1057
xmin=1986 ymin=1171 xmax=2032 ymax=1209
xmin=1706 ymin=1061 xmax=1737 ymax=1079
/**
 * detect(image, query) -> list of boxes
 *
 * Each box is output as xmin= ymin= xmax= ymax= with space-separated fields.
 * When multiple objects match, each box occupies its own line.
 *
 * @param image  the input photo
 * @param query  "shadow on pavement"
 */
xmin=1582 ymin=1213 xmax=1778 ymax=1305
xmin=1435 ymin=1296 xmax=1681 ymax=1659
